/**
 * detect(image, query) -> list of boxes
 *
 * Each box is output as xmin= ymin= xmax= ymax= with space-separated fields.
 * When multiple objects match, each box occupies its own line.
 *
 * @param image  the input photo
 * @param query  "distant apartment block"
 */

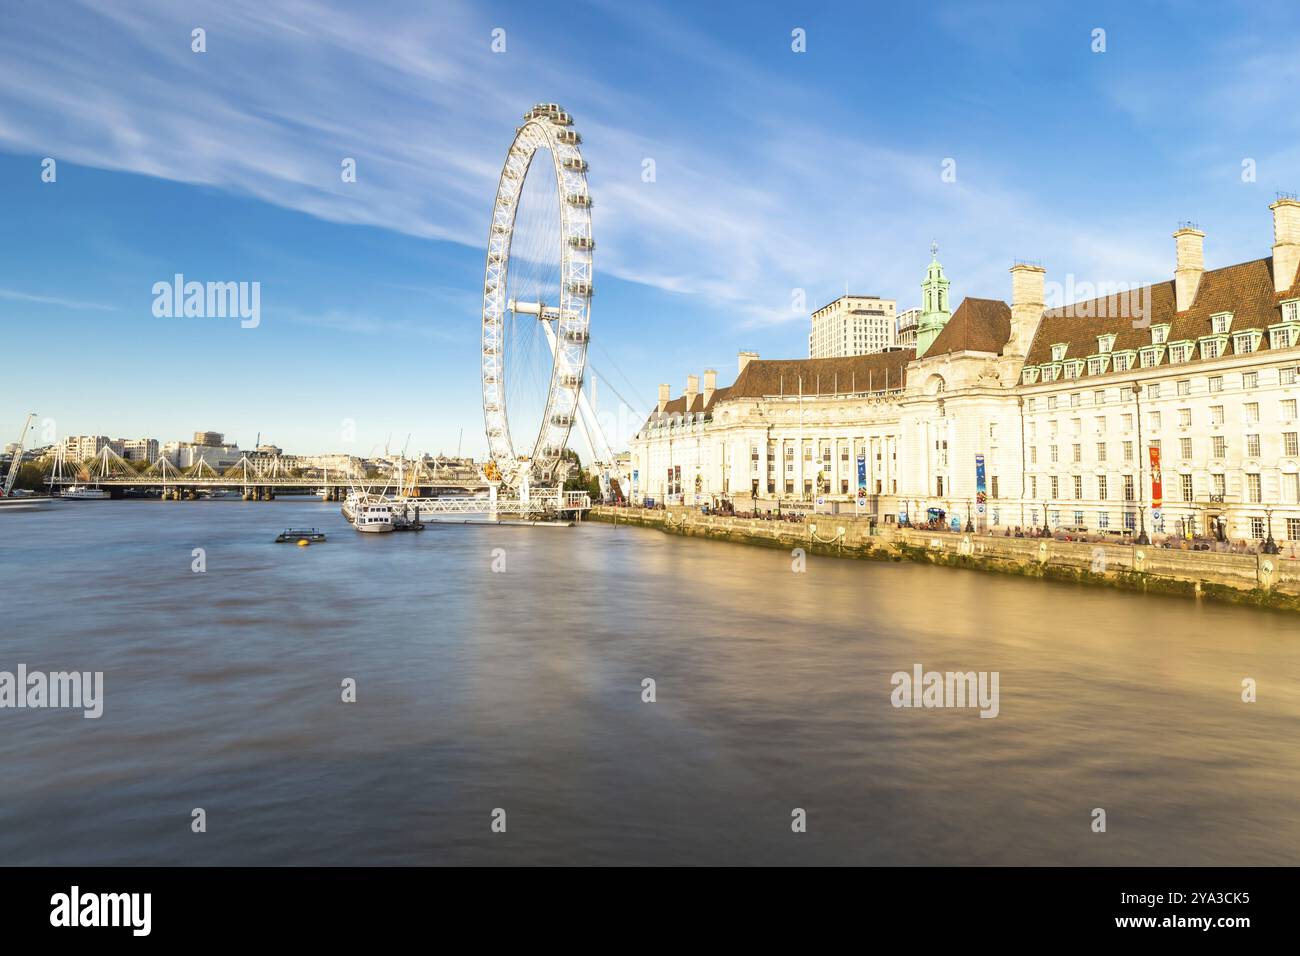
xmin=120 ymin=438 xmax=159 ymax=461
xmin=809 ymin=295 xmax=897 ymax=358
xmin=896 ymin=307 xmax=921 ymax=349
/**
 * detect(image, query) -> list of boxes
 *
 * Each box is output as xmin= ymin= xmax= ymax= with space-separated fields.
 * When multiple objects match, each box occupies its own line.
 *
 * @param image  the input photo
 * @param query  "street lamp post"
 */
xmin=1132 ymin=382 xmax=1151 ymax=545
xmin=1263 ymin=507 xmax=1280 ymax=554
xmin=1041 ymin=500 xmax=1050 ymax=537
xmin=965 ymin=497 xmax=975 ymax=533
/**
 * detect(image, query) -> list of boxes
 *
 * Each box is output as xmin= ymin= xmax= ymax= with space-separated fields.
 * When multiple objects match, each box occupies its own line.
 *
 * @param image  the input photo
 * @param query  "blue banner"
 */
xmin=974 ymin=454 xmax=987 ymax=516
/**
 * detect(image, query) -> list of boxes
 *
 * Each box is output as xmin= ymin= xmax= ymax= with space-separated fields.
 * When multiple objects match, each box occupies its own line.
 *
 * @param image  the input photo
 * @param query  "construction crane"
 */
xmin=2 ymin=413 xmax=37 ymax=497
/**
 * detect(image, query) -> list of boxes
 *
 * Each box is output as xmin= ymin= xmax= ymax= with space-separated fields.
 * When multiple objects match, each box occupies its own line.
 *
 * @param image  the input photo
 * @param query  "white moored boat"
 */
xmin=60 ymin=485 xmax=110 ymax=500
xmin=354 ymin=501 xmax=394 ymax=533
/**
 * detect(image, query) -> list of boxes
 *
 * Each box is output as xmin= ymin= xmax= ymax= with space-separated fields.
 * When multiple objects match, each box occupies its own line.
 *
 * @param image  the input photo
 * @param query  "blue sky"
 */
xmin=2 ymin=0 xmax=1299 ymax=457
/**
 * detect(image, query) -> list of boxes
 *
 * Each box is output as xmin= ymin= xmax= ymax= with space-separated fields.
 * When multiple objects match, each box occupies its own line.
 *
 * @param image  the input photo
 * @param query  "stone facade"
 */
xmin=632 ymin=200 xmax=1300 ymax=545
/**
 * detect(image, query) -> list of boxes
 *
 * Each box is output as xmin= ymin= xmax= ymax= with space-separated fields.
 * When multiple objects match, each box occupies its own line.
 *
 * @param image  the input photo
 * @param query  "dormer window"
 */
xmin=1150 ymin=324 xmax=1169 ymax=345
xmin=1051 ymin=343 xmax=1068 ymax=361
xmin=1111 ymin=351 xmax=1135 ymax=373
xmin=1139 ymin=345 xmax=1165 ymax=368
xmin=1270 ymin=325 xmax=1297 ymax=350
xmin=1199 ymin=335 xmax=1227 ymax=360
xmin=1097 ymin=334 xmax=1116 ymax=354
xmin=1021 ymin=367 xmax=1040 ymax=385
xmin=1087 ymin=355 xmax=1110 ymax=376
xmin=1283 ymin=300 xmax=1299 ymax=324
xmin=1167 ymin=341 xmax=1193 ymax=363
xmin=1233 ymin=330 xmax=1262 ymax=355
xmin=1211 ymin=312 xmax=1233 ymax=334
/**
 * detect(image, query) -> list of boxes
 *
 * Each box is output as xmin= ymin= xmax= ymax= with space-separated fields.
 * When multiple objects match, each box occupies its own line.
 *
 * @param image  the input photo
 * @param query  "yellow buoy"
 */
xmin=297 ymin=539 xmax=310 ymax=547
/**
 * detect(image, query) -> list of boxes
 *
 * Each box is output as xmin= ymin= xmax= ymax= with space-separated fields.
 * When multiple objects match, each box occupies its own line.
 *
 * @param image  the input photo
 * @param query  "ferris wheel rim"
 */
xmin=480 ymin=103 xmax=593 ymax=490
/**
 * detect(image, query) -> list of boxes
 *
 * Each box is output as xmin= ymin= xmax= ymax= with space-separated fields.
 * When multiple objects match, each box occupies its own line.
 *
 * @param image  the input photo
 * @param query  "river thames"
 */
xmin=1 ymin=499 xmax=1298 ymax=865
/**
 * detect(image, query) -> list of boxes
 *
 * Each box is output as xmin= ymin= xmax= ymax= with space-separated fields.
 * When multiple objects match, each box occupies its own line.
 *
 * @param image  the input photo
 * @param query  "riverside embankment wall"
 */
xmin=589 ymin=507 xmax=1300 ymax=611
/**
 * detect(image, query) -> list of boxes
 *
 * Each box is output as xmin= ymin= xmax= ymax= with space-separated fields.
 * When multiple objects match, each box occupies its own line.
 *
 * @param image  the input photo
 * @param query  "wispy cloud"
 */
xmin=0 ymin=287 xmax=118 ymax=312
xmin=0 ymin=0 xmax=1282 ymax=338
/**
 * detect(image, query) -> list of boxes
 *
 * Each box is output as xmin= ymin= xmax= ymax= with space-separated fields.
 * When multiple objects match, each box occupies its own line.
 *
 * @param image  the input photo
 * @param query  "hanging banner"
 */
xmin=1148 ymin=446 xmax=1162 ymax=511
xmin=974 ymin=454 xmax=987 ymax=516
xmin=856 ymin=454 xmax=867 ymax=508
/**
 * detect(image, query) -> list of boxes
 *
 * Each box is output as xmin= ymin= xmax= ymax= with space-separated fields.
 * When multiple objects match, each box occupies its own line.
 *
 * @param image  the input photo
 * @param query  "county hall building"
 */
xmin=630 ymin=198 xmax=1300 ymax=546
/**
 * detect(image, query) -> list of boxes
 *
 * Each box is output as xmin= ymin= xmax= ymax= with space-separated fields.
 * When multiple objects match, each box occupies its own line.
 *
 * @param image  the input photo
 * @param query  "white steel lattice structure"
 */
xmin=481 ymin=102 xmax=593 ymax=489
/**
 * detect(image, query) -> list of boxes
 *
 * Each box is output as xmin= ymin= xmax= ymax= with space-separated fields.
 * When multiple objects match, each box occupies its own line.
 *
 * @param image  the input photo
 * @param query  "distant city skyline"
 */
xmin=3 ymin=0 xmax=1299 ymax=455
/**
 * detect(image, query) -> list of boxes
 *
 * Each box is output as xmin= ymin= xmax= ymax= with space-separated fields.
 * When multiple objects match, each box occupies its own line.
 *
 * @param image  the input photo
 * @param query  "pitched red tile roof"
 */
xmin=727 ymin=352 xmax=914 ymax=398
xmin=1024 ymin=256 xmax=1295 ymax=372
xmin=643 ymin=351 xmax=914 ymax=429
xmin=924 ymin=297 xmax=1012 ymax=357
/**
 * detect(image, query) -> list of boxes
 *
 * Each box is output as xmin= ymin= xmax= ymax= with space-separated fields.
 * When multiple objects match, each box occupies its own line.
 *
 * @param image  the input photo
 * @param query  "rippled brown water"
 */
xmin=1 ymin=499 xmax=1298 ymax=865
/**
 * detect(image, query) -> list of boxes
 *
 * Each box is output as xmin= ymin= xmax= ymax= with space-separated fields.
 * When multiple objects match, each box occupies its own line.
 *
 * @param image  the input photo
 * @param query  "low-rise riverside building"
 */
xmin=632 ymin=198 xmax=1300 ymax=546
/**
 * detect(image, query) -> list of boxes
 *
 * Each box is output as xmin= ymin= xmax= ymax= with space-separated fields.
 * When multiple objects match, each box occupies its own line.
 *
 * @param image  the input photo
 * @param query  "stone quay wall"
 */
xmin=588 ymin=506 xmax=1300 ymax=612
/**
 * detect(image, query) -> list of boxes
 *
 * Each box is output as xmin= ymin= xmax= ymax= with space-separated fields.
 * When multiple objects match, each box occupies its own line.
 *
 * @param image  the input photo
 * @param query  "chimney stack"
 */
xmin=684 ymin=374 xmax=699 ymax=409
xmin=738 ymin=350 xmax=759 ymax=375
xmin=657 ymin=383 xmax=670 ymax=412
xmin=702 ymin=369 xmax=717 ymax=405
xmin=1271 ymin=196 xmax=1300 ymax=294
xmin=1173 ymin=225 xmax=1205 ymax=312
xmin=1007 ymin=262 xmax=1046 ymax=356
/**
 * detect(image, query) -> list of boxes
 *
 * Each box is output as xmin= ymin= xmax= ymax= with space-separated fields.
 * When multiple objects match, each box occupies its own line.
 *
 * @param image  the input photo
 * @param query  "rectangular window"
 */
xmin=1180 ymin=473 xmax=1193 ymax=502
xmin=1286 ymin=432 xmax=1299 ymax=457
xmin=1285 ymin=474 xmax=1300 ymax=505
xmin=1247 ymin=474 xmax=1262 ymax=503
xmin=1095 ymin=416 xmax=1106 ymax=433
xmin=1244 ymin=371 xmax=1259 ymax=389
xmin=1050 ymin=445 xmax=1059 ymax=463
xmin=1289 ymin=517 xmax=1300 ymax=539
xmin=1098 ymin=475 xmax=1108 ymax=499
xmin=1148 ymin=383 xmax=1161 ymax=399
xmin=1050 ymin=476 xmax=1059 ymax=498
xmin=991 ymin=476 xmax=999 ymax=499
xmin=1179 ymin=408 xmax=1192 ymax=427
xmin=1122 ymin=414 xmax=1134 ymax=431
xmin=1211 ymin=405 xmax=1225 ymax=425
xmin=1212 ymin=473 xmax=1226 ymax=497
xmin=1149 ymin=412 xmax=1162 ymax=430
xmin=1180 ymin=437 xmax=1192 ymax=459
xmin=1123 ymin=441 xmax=1134 ymax=461
xmin=1212 ymin=435 xmax=1227 ymax=458
xmin=1177 ymin=379 xmax=1190 ymax=396
xmin=1073 ymin=475 xmax=1083 ymax=499
xmin=1282 ymin=367 xmax=1298 ymax=386
xmin=1209 ymin=376 xmax=1224 ymax=393
xmin=1097 ymin=442 xmax=1107 ymax=462
xmin=1283 ymin=400 xmax=1297 ymax=422
xmin=1123 ymin=475 xmax=1135 ymax=501
xmin=1030 ymin=476 xmax=1037 ymax=498
xmin=1030 ymin=446 xmax=1038 ymax=464
xmin=1245 ymin=402 xmax=1260 ymax=424
xmin=1247 ymin=434 xmax=1260 ymax=457
xmin=1098 ymin=511 xmax=1110 ymax=528
xmin=1251 ymin=517 xmax=1265 ymax=539
xmin=1094 ymin=390 xmax=1106 ymax=405
xmin=1072 ymin=444 xmax=1081 ymax=463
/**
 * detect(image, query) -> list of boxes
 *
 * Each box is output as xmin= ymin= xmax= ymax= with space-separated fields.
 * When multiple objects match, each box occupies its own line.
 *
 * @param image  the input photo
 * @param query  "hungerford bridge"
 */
xmin=49 ymin=447 xmax=488 ymax=500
